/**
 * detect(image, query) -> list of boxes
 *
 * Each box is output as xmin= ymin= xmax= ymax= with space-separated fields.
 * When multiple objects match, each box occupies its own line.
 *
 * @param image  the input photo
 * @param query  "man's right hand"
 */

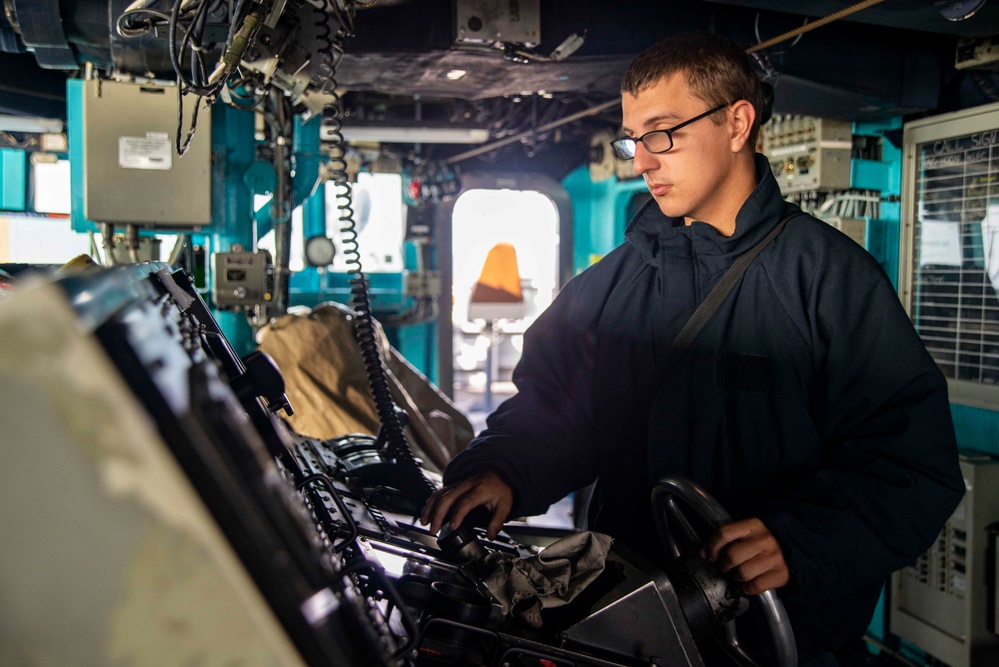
xmin=420 ymin=470 xmax=514 ymax=540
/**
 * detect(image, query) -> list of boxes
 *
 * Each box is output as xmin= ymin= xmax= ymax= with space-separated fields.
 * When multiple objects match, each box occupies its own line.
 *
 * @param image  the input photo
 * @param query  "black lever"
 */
xmin=231 ymin=350 xmax=294 ymax=416
xmin=435 ymin=506 xmax=494 ymax=564
xmin=437 ymin=523 xmax=486 ymax=562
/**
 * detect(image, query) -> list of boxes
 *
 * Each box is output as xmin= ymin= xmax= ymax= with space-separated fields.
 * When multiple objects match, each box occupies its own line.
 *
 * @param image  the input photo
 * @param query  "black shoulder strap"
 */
xmin=666 ymin=209 xmax=806 ymax=368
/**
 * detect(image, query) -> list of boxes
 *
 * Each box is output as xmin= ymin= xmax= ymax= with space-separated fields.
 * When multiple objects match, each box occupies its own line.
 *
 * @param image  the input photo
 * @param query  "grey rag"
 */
xmin=481 ymin=531 xmax=613 ymax=629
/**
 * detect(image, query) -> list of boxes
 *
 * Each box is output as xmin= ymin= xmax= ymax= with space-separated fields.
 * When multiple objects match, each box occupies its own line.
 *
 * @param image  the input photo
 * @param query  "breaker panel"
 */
xmin=891 ymin=456 xmax=999 ymax=667
xmin=761 ymin=116 xmax=853 ymax=194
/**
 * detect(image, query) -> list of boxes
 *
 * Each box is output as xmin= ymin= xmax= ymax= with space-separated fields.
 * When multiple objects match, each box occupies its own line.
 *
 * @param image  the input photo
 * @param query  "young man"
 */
xmin=422 ymin=32 xmax=964 ymax=665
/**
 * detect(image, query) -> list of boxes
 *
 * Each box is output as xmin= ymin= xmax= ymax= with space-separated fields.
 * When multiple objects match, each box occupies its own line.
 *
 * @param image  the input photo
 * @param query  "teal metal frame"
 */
xmin=67 ymin=79 xmax=93 ymax=232
xmin=852 ymin=118 xmax=903 ymax=288
xmin=391 ymin=239 xmax=439 ymax=386
xmin=206 ymin=104 xmax=258 ymax=356
xmin=288 ymin=114 xmax=330 ymax=303
xmin=0 ymin=148 xmax=27 ymax=212
xmin=562 ymin=166 xmax=646 ymax=272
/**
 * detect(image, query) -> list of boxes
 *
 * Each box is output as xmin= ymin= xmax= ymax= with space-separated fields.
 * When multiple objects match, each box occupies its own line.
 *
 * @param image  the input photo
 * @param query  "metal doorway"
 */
xmin=436 ymin=172 xmax=573 ymax=405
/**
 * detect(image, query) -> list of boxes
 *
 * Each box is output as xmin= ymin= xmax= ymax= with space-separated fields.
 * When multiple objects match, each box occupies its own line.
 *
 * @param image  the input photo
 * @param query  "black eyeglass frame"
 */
xmin=610 ymin=102 xmax=733 ymax=160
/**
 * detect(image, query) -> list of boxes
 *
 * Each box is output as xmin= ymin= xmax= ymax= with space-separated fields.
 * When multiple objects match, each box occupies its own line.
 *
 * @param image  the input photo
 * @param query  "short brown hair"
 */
xmin=621 ymin=32 xmax=765 ymax=149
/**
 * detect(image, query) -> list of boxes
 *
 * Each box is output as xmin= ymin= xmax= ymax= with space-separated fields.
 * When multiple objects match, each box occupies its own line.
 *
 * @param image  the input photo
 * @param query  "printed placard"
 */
xmin=118 ymin=133 xmax=172 ymax=170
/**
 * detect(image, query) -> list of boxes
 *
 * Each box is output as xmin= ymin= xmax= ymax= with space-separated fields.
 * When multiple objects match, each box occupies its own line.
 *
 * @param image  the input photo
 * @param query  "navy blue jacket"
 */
xmin=444 ymin=155 xmax=965 ymax=660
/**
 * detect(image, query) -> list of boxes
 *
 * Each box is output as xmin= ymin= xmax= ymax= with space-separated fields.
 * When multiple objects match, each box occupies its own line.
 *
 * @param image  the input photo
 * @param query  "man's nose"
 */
xmin=632 ymin=141 xmax=656 ymax=175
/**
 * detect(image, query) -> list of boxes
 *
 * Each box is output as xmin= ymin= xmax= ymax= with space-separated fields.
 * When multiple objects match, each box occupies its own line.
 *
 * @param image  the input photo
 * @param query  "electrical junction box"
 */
xmin=403 ymin=270 xmax=442 ymax=298
xmin=762 ymin=116 xmax=852 ymax=194
xmin=821 ymin=217 xmax=867 ymax=249
xmin=213 ymin=248 xmax=273 ymax=307
xmin=956 ymin=36 xmax=999 ymax=72
xmin=81 ymin=78 xmax=212 ymax=228
xmin=891 ymin=456 xmax=999 ymax=667
xmin=454 ymin=0 xmax=540 ymax=47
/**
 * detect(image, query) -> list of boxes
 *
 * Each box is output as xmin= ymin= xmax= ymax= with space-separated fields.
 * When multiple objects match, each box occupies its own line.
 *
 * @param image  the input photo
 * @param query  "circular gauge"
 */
xmin=304 ymin=235 xmax=336 ymax=267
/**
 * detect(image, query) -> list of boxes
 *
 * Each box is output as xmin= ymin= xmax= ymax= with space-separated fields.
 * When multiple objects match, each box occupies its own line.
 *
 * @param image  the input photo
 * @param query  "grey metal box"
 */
xmin=891 ymin=456 xmax=999 ymax=667
xmin=213 ymin=249 xmax=273 ymax=307
xmin=81 ymin=79 xmax=212 ymax=228
xmin=823 ymin=217 xmax=868 ymax=249
xmin=762 ymin=117 xmax=853 ymax=193
xmin=454 ymin=0 xmax=540 ymax=47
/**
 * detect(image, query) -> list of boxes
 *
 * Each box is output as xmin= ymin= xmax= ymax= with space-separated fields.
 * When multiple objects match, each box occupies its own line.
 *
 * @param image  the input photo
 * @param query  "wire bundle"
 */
xmin=117 ymin=0 xmax=246 ymax=91
xmin=117 ymin=0 xmax=259 ymax=154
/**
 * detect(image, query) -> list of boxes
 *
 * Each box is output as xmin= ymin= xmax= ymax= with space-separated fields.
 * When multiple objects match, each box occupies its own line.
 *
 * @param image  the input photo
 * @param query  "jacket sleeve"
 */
xmin=758 ymin=244 xmax=965 ymax=600
xmin=443 ymin=276 xmax=602 ymax=517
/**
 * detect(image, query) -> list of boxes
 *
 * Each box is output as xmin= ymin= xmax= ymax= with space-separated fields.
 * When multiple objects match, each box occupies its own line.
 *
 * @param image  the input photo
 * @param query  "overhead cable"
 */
xmin=444 ymin=99 xmax=618 ymax=164
xmin=746 ymin=0 xmax=888 ymax=53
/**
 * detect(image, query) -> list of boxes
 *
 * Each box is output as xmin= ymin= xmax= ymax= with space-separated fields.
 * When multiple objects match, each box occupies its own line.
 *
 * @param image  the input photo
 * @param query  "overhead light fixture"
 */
xmin=324 ymin=126 xmax=489 ymax=144
xmin=0 ymin=115 xmax=63 ymax=134
xmin=445 ymin=69 xmax=467 ymax=80
xmin=935 ymin=0 xmax=987 ymax=21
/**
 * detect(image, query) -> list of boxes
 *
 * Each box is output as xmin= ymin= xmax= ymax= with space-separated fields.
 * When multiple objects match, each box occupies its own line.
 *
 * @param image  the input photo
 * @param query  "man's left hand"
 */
xmin=702 ymin=518 xmax=790 ymax=595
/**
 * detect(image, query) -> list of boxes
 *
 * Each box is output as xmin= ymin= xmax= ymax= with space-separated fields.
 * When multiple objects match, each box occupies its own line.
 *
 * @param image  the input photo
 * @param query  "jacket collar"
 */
xmin=624 ymin=153 xmax=787 ymax=265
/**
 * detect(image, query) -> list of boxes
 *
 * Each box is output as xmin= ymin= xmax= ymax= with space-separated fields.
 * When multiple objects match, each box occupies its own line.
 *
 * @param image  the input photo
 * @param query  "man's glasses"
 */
xmin=610 ymin=103 xmax=732 ymax=160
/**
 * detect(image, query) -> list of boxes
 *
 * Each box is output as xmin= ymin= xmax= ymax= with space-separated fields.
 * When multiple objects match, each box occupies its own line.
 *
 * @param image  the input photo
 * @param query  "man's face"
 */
xmin=621 ymin=74 xmax=737 ymax=222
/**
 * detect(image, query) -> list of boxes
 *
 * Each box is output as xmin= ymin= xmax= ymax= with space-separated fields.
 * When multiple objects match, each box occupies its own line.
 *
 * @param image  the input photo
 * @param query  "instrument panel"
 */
xmin=0 ymin=263 xmax=734 ymax=666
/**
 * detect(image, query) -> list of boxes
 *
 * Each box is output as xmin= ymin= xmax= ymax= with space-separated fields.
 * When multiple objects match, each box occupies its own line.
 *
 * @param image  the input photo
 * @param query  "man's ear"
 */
xmin=730 ymin=100 xmax=756 ymax=152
